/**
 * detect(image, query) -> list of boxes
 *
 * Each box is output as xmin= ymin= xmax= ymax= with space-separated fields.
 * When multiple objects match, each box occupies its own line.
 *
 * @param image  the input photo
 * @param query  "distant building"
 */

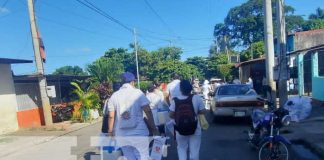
xmin=13 ymin=74 xmax=90 ymax=128
xmin=0 ymin=57 xmax=91 ymax=134
xmin=236 ymin=29 xmax=324 ymax=102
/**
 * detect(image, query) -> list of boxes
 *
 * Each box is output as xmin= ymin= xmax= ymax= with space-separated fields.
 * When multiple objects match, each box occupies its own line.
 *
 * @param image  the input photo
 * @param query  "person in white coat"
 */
xmin=169 ymin=80 xmax=206 ymax=160
xmin=201 ymin=80 xmax=211 ymax=109
xmin=106 ymin=72 xmax=158 ymax=160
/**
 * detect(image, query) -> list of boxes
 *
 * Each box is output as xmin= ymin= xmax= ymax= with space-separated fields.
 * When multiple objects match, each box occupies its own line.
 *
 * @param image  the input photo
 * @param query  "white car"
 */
xmin=210 ymin=84 xmax=264 ymax=118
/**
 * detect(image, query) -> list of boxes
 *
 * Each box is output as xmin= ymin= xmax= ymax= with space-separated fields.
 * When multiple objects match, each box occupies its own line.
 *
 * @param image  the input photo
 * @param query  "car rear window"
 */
xmin=217 ymin=85 xmax=255 ymax=95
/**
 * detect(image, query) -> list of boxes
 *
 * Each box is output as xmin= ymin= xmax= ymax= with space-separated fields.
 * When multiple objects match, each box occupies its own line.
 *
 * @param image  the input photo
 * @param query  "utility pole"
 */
xmin=276 ymin=0 xmax=288 ymax=107
xmin=133 ymin=28 xmax=140 ymax=89
xmin=263 ymin=0 xmax=277 ymax=104
xmin=27 ymin=0 xmax=53 ymax=125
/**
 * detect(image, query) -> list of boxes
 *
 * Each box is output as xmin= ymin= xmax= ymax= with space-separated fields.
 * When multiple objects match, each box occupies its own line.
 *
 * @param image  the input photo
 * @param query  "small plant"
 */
xmin=71 ymin=82 xmax=100 ymax=122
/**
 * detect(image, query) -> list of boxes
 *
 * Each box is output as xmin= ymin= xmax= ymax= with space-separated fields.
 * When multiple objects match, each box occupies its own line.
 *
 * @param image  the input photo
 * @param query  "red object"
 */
xmin=37 ymin=29 xmax=46 ymax=63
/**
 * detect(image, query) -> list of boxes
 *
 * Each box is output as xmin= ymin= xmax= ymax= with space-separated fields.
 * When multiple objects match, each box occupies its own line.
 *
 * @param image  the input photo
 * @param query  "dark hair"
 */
xmin=172 ymin=73 xmax=180 ymax=80
xmin=180 ymin=80 xmax=193 ymax=96
xmin=148 ymin=84 xmax=156 ymax=93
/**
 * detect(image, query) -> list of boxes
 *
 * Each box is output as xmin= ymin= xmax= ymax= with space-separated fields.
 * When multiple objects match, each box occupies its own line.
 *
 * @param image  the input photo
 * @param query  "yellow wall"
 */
xmin=0 ymin=64 xmax=19 ymax=134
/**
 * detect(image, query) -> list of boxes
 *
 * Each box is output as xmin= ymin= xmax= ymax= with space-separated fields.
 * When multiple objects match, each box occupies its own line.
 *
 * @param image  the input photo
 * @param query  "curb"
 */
xmin=0 ymin=118 xmax=102 ymax=158
xmin=290 ymin=139 xmax=324 ymax=160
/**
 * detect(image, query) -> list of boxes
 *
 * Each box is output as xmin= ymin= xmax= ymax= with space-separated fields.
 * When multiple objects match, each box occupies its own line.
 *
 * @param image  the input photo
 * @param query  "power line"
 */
xmin=143 ymin=0 xmax=176 ymax=37
xmin=37 ymin=16 xmax=126 ymax=40
xmin=75 ymin=0 xmax=133 ymax=33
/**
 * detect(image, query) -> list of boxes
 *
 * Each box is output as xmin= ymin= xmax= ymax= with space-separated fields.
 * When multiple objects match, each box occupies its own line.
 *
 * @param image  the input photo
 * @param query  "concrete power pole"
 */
xmin=276 ymin=0 xmax=288 ymax=107
xmin=27 ymin=0 xmax=53 ymax=125
xmin=263 ymin=0 xmax=277 ymax=103
xmin=133 ymin=28 xmax=140 ymax=89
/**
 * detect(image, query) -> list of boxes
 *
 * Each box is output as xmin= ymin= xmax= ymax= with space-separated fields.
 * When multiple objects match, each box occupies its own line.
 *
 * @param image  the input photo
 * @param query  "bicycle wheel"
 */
xmin=259 ymin=141 xmax=289 ymax=160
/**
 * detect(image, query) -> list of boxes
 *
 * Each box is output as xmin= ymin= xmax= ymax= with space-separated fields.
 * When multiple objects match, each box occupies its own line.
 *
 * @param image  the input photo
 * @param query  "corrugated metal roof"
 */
xmin=235 ymin=57 xmax=265 ymax=68
xmin=0 ymin=58 xmax=33 ymax=64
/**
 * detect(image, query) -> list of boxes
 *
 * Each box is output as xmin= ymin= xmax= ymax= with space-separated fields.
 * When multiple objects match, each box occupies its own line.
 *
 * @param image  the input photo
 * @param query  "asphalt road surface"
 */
xmin=68 ymin=114 xmax=259 ymax=160
xmin=166 ymin=113 xmax=258 ymax=160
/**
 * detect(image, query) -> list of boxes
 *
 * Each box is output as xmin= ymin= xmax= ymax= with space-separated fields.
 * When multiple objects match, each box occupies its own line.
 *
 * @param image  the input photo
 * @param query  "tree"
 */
xmin=185 ymin=56 xmax=208 ymax=78
xmin=303 ymin=19 xmax=324 ymax=30
xmin=309 ymin=8 xmax=324 ymax=20
xmin=150 ymin=60 xmax=201 ymax=82
xmin=214 ymin=0 xmax=304 ymax=48
xmin=52 ymin=66 xmax=87 ymax=76
xmin=87 ymin=57 xmax=124 ymax=83
xmin=151 ymin=46 xmax=182 ymax=62
xmin=302 ymin=8 xmax=324 ymax=31
xmin=240 ymin=41 xmax=265 ymax=62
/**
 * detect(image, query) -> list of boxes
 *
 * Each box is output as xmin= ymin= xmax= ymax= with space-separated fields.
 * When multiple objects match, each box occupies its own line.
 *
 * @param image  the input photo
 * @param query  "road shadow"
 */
xmin=211 ymin=116 xmax=251 ymax=126
xmin=83 ymin=151 xmax=100 ymax=160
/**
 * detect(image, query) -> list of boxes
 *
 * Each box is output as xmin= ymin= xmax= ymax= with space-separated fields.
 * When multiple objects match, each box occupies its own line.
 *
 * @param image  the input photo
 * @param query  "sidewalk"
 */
xmin=0 ymin=118 xmax=102 ymax=159
xmin=286 ymin=105 xmax=324 ymax=159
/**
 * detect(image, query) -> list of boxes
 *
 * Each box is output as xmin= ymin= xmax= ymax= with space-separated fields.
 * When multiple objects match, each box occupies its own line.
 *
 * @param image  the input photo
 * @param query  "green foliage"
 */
xmin=87 ymin=57 xmax=124 ymax=83
xmin=52 ymin=66 xmax=87 ymax=76
xmin=151 ymin=47 xmax=182 ymax=61
xmin=70 ymin=82 xmax=100 ymax=122
xmin=308 ymin=8 xmax=324 ymax=20
xmin=240 ymin=41 xmax=265 ymax=62
xmin=302 ymin=19 xmax=324 ymax=30
xmin=137 ymin=80 xmax=153 ymax=93
xmin=149 ymin=60 xmax=201 ymax=82
xmin=216 ymin=64 xmax=234 ymax=81
xmin=185 ymin=56 xmax=208 ymax=78
xmin=214 ymin=0 xmax=303 ymax=47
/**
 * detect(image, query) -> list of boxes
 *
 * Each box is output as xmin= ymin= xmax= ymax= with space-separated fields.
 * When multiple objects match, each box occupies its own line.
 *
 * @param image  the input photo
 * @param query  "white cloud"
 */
xmin=0 ymin=7 xmax=10 ymax=15
xmin=64 ymin=47 xmax=91 ymax=54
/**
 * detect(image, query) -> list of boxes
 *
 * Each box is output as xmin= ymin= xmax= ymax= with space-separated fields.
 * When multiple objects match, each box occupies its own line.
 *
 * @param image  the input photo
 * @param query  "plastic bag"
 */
xmin=97 ymin=134 xmax=123 ymax=160
xmin=150 ymin=136 xmax=167 ymax=160
xmin=284 ymin=96 xmax=312 ymax=122
xmin=198 ymin=114 xmax=209 ymax=130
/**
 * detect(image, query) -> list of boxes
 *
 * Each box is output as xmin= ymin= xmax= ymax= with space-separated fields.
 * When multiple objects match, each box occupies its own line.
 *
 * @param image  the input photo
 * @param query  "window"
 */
xmin=319 ymin=51 xmax=324 ymax=77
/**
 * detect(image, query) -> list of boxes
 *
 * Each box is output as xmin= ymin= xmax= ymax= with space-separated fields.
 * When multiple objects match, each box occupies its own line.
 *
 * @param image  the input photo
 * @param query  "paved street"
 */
xmin=2 ymin=111 xmax=323 ymax=160
xmin=166 ymin=113 xmax=258 ymax=160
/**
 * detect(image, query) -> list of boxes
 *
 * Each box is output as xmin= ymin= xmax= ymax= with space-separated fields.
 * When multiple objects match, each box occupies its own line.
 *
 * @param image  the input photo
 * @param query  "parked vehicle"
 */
xmin=51 ymin=105 xmax=74 ymax=122
xmin=210 ymin=84 xmax=264 ymax=118
xmin=248 ymin=97 xmax=292 ymax=160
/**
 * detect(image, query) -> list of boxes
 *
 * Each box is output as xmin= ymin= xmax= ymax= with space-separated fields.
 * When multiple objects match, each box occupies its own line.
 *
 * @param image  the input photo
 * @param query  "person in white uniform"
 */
xmin=169 ymin=80 xmax=206 ymax=160
xmin=201 ymin=80 xmax=211 ymax=109
xmin=166 ymin=73 xmax=181 ymax=105
xmin=107 ymin=72 xmax=158 ymax=160
xmin=146 ymin=84 xmax=164 ymax=127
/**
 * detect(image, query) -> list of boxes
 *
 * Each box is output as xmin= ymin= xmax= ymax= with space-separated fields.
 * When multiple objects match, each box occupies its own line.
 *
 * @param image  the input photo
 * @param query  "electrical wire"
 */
xmin=75 ymin=0 xmax=133 ymax=33
xmin=143 ymin=0 xmax=176 ymax=37
xmin=37 ymin=16 xmax=126 ymax=40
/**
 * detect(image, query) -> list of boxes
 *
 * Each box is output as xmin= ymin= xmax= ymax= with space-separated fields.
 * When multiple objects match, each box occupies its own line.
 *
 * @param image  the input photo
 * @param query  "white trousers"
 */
xmin=176 ymin=134 xmax=201 ymax=160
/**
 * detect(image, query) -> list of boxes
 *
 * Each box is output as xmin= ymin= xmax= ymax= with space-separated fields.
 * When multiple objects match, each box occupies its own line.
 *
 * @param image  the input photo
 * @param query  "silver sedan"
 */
xmin=210 ymin=84 xmax=264 ymax=118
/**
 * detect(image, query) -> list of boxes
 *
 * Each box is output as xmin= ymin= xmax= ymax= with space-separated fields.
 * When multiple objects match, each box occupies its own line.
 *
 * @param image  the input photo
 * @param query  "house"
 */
xmin=288 ymin=44 xmax=324 ymax=102
xmin=235 ymin=57 xmax=266 ymax=94
xmin=13 ymin=74 xmax=90 ymax=127
xmin=0 ymin=58 xmax=33 ymax=134
xmin=236 ymin=29 xmax=324 ymax=102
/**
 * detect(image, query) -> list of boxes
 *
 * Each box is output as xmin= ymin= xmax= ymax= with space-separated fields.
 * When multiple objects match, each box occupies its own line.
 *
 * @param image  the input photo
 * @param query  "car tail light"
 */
xmin=257 ymin=101 xmax=264 ymax=106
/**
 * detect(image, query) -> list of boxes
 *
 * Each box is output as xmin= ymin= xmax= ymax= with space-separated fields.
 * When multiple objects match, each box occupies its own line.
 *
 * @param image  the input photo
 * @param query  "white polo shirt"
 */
xmin=167 ymin=79 xmax=181 ymax=101
xmin=107 ymin=83 xmax=150 ymax=136
xmin=169 ymin=94 xmax=205 ymax=136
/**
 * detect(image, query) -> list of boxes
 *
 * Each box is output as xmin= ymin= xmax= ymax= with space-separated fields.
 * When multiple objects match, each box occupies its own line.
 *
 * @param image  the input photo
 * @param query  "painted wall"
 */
xmin=294 ymin=31 xmax=324 ymax=51
xmin=0 ymin=64 xmax=19 ymax=134
xmin=15 ymin=83 xmax=44 ymax=127
xmin=312 ymin=52 xmax=324 ymax=101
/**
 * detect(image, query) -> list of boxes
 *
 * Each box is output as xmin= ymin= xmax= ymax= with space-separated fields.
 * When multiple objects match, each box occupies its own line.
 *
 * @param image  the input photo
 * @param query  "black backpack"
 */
xmin=174 ymin=95 xmax=198 ymax=136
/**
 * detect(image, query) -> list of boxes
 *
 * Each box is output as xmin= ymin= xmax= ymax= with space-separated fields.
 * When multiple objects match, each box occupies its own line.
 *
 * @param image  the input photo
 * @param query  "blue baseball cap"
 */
xmin=121 ymin=72 xmax=136 ymax=83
